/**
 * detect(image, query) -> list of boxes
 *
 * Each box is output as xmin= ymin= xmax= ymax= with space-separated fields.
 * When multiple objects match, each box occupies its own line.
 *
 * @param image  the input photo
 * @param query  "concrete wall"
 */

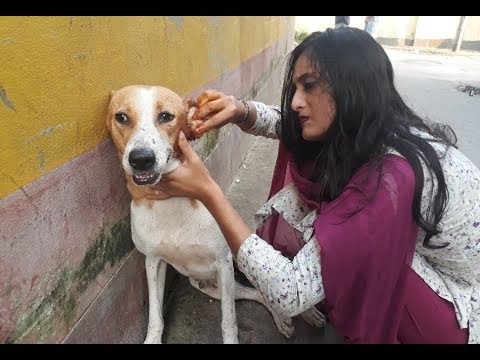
xmin=295 ymin=16 xmax=480 ymax=52
xmin=0 ymin=16 xmax=295 ymax=343
xmin=413 ymin=16 xmax=460 ymax=49
xmin=462 ymin=16 xmax=480 ymax=51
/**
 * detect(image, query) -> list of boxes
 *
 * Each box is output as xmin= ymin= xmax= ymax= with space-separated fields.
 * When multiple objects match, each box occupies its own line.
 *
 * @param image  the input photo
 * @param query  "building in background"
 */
xmin=295 ymin=16 xmax=480 ymax=52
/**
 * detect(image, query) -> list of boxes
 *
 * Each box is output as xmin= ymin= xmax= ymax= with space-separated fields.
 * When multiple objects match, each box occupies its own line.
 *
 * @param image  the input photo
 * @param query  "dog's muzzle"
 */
xmin=128 ymin=148 xmax=160 ymax=185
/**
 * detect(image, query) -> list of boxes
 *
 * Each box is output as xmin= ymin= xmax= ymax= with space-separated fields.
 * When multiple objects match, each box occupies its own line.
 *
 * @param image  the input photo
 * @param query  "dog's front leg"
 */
xmin=217 ymin=257 xmax=239 ymax=344
xmin=144 ymin=256 xmax=167 ymax=344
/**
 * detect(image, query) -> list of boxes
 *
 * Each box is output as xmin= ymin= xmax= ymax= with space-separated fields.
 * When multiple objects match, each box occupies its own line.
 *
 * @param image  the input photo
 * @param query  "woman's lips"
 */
xmin=299 ymin=116 xmax=309 ymax=126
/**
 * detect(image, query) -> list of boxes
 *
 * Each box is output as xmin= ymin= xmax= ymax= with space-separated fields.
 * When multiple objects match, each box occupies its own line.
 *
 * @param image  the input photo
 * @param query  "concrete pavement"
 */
xmin=386 ymin=46 xmax=480 ymax=168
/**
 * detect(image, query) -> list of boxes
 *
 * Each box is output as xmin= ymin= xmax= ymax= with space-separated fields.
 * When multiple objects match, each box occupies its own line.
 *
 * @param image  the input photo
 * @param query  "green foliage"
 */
xmin=295 ymin=30 xmax=310 ymax=43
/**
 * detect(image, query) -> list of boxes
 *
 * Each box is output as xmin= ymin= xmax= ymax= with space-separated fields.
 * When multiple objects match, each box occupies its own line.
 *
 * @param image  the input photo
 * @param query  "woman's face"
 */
xmin=291 ymin=53 xmax=335 ymax=141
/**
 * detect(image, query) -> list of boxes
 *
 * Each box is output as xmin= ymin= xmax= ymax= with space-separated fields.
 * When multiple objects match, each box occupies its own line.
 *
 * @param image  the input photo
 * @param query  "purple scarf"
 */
xmin=257 ymin=142 xmax=418 ymax=343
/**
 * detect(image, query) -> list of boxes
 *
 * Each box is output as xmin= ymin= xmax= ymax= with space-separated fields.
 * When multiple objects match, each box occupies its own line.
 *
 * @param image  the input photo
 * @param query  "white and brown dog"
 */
xmin=106 ymin=85 xmax=325 ymax=344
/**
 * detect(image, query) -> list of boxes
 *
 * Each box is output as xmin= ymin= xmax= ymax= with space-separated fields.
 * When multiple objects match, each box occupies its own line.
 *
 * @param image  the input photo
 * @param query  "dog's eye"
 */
xmin=158 ymin=112 xmax=174 ymax=123
xmin=115 ymin=113 xmax=129 ymax=124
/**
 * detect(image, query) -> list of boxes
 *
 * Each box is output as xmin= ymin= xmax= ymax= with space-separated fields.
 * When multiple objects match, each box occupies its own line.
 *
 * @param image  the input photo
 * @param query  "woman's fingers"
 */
xmin=193 ymin=97 xmax=224 ymax=120
xmin=196 ymin=89 xmax=222 ymax=108
xmin=177 ymin=131 xmax=198 ymax=162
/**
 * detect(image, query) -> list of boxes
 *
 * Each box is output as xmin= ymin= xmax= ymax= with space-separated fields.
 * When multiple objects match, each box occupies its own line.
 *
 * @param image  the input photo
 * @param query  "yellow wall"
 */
xmin=0 ymin=16 xmax=291 ymax=198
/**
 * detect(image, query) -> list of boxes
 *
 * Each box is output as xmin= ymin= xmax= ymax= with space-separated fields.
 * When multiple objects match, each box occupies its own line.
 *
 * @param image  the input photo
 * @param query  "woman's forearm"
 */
xmin=242 ymin=102 xmax=281 ymax=139
xmin=236 ymin=235 xmax=326 ymax=318
xmin=201 ymin=181 xmax=326 ymax=318
xmin=202 ymin=184 xmax=253 ymax=256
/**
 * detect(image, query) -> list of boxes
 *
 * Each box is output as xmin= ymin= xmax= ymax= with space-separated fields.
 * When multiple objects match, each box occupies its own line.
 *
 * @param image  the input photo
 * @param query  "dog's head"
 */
xmin=106 ymin=85 xmax=199 ymax=186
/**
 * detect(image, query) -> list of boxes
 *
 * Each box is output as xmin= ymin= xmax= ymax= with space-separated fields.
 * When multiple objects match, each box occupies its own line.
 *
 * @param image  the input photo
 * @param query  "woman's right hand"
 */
xmin=147 ymin=131 xmax=220 ymax=203
xmin=192 ymin=89 xmax=247 ymax=135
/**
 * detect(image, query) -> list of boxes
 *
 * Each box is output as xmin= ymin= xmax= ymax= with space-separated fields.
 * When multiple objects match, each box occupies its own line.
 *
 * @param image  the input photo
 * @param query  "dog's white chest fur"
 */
xmin=131 ymin=197 xmax=228 ymax=280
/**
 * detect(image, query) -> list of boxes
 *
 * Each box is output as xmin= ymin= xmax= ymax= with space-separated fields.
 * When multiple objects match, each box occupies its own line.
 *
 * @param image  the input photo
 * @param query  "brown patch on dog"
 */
xmin=189 ymin=198 xmax=198 ymax=209
xmin=127 ymin=180 xmax=155 ymax=207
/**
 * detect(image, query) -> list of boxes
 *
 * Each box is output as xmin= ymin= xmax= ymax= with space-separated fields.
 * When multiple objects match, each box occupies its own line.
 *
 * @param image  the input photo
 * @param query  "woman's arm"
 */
xmin=201 ymin=181 xmax=254 ymax=256
xmin=237 ymin=234 xmax=325 ymax=317
xmin=243 ymin=101 xmax=281 ymax=139
xmin=205 ymin=178 xmax=325 ymax=317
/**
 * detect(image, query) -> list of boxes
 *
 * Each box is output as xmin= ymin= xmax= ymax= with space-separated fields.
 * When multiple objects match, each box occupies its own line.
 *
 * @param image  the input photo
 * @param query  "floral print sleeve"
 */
xmin=236 ymin=233 xmax=325 ymax=318
xmin=243 ymin=101 xmax=281 ymax=139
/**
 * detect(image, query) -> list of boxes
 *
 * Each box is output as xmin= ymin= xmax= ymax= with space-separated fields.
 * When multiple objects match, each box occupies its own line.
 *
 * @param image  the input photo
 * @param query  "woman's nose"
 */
xmin=291 ymin=91 xmax=305 ymax=111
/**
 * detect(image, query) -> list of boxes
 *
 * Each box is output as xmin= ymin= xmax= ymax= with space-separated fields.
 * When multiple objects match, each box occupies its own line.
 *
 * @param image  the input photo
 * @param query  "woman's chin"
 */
xmin=302 ymin=130 xmax=323 ymax=142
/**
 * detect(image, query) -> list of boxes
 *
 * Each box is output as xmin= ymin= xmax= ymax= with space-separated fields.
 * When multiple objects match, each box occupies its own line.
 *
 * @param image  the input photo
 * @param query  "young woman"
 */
xmin=152 ymin=28 xmax=480 ymax=343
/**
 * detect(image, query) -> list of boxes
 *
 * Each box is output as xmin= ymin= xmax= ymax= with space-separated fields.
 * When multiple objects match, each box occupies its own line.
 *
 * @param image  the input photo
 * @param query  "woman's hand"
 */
xmin=193 ymin=89 xmax=247 ymax=135
xmin=146 ymin=131 xmax=219 ymax=203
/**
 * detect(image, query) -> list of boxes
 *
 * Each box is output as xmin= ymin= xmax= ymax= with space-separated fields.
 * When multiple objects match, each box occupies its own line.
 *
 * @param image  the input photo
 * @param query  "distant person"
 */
xmin=364 ymin=16 xmax=380 ymax=38
xmin=335 ymin=16 xmax=350 ymax=29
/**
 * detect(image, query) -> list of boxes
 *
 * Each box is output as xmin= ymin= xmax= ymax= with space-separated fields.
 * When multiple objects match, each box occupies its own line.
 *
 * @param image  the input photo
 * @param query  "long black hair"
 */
xmin=280 ymin=27 xmax=457 ymax=249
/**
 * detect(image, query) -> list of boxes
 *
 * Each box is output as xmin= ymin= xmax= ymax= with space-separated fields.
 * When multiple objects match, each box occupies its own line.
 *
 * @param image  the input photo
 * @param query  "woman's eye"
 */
xmin=304 ymin=82 xmax=317 ymax=90
xmin=115 ymin=113 xmax=129 ymax=123
xmin=158 ymin=112 xmax=174 ymax=122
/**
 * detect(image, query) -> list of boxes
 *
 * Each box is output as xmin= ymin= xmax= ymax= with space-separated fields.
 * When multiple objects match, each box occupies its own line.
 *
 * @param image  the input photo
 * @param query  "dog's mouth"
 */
xmin=132 ymin=172 xmax=160 ymax=186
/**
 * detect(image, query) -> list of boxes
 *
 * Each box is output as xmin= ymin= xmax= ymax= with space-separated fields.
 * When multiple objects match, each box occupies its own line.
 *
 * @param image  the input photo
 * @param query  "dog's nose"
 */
xmin=129 ymin=148 xmax=156 ymax=170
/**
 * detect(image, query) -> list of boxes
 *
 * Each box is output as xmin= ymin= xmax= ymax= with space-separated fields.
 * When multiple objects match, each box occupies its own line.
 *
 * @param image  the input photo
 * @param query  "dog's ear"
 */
xmin=106 ymin=90 xmax=117 ymax=133
xmin=181 ymin=99 xmax=201 ymax=141
xmin=173 ymin=100 xmax=201 ymax=160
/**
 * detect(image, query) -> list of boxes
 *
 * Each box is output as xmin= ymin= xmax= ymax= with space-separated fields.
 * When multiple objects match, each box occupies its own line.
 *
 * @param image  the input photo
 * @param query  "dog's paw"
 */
xmin=223 ymin=335 xmax=239 ymax=344
xmin=272 ymin=314 xmax=295 ymax=339
xmin=300 ymin=306 xmax=327 ymax=328
xmin=143 ymin=332 xmax=162 ymax=344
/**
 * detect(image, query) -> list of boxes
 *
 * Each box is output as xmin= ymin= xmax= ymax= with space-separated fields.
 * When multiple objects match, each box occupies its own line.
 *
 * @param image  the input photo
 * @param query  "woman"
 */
xmin=153 ymin=28 xmax=480 ymax=343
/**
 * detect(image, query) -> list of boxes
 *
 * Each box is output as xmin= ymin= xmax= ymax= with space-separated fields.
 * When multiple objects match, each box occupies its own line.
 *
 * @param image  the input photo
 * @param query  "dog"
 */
xmin=106 ymin=85 xmax=325 ymax=343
